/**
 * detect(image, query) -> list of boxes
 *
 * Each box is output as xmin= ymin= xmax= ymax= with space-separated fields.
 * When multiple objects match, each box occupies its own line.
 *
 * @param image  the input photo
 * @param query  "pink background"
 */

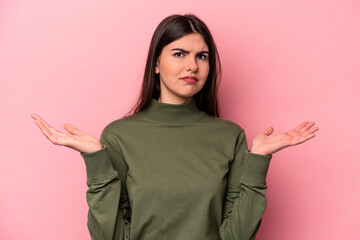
xmin=1 ymin=0 xmax=359 ymax=239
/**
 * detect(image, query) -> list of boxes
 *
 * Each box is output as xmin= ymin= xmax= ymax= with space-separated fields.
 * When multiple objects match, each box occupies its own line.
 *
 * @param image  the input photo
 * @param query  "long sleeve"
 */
xmin=219 ymin=129 xmax=272 ymax=240
xmin=81 ymin=130 xmax=131 ymax=240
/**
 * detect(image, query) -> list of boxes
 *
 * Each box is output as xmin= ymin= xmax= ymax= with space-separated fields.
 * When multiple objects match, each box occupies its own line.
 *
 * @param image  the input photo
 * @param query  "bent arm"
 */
xmin=81 ymin=133 xmax=130 ymax=240
xmin=219 ymin=130 xmax=271 ymax=240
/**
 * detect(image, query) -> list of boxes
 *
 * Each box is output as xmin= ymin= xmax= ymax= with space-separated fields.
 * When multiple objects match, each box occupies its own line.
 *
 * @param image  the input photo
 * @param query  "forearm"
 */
xmin=219 ymin=150 xmax=271 ymax=240
xmin=82 ymin=146 xmax=123 ymax=240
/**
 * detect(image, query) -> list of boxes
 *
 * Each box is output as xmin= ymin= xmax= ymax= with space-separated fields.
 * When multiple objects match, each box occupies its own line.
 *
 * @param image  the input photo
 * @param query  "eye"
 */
xmin=197 ymin=54 xmax=208 ymax=60
xmin=174 ymin=52 xmax=184 ymax=57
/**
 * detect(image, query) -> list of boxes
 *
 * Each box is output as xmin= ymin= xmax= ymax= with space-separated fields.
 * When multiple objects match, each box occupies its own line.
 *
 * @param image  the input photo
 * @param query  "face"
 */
xmin=155 ymin=33 xmax=210 ymax=104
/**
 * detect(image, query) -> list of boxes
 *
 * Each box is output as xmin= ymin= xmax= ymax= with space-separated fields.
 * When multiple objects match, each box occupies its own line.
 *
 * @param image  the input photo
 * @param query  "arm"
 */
xmin=81 ymin=131 xmax=131 ymax=240
xmin=219 ymin=121 xmax=318 ymax=239
xmin=30 ymin=114 xmax=131 ymax=239
xmin=219 ymin=130 xmax=271 ymax=240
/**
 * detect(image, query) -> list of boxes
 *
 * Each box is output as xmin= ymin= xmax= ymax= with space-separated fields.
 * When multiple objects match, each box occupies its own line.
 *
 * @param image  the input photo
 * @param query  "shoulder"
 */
xmin=100 ymin=112 xmax=143 ymax=139
xmin=201 ymin=114 xmax=244 ymax=135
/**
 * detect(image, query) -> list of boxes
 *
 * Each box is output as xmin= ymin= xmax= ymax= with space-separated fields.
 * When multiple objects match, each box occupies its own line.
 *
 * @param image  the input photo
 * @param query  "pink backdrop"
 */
xmin=1 ymin=0 xmax=359 ymax=239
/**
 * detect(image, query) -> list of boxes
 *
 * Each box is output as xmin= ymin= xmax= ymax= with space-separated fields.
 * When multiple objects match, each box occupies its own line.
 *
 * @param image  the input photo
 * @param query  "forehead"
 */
xmin=165 ymin=33 xmax=209 ymax=51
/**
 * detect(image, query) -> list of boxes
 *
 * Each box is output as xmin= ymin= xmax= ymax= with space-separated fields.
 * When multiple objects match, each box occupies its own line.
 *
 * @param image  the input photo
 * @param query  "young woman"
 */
xmin=31 ymin=14 xmax=319 ymax=240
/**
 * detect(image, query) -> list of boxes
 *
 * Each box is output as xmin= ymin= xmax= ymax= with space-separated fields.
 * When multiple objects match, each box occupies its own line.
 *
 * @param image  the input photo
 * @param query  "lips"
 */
xmin=180 ymin=76 xmax=198 ymax=82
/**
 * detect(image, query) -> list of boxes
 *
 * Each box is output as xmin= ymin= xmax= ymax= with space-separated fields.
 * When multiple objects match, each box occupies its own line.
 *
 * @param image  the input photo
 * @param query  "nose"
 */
xmin=186 ymin=56 xmax=198 ymax=72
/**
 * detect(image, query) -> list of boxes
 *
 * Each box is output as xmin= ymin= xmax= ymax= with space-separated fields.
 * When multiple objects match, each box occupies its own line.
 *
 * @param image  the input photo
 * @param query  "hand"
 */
xmin=250 ymin=121 xmax=319 ymax=156
xmin=31 ymin=113 xmax=103 ymax=154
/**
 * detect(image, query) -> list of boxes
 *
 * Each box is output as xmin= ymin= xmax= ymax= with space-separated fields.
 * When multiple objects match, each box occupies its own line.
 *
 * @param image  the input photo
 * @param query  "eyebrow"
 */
xmin=170 ymin=48 xmax=209 ymax=55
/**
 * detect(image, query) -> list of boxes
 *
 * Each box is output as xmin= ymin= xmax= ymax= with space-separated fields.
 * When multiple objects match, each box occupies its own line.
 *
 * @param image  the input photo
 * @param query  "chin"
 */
xmin=178 ymin=91 xmax=198 ymax=97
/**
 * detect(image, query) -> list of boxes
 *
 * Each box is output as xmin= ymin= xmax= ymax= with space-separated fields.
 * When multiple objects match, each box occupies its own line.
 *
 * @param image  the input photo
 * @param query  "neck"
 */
xmin=157 ymin=95 xmax=193 ymax=105
xmin=139 ymin=97 xmax=205 ymax=123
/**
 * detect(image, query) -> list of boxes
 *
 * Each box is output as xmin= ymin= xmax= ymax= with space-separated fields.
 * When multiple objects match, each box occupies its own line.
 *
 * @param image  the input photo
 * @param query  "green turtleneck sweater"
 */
xmin=81 ymin=98 xmax=272 ymax=240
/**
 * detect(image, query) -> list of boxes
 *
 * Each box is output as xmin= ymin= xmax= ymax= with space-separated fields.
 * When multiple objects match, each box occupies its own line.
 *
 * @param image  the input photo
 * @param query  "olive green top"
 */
xmin=81 ymin=97 xmax=272 ymax=240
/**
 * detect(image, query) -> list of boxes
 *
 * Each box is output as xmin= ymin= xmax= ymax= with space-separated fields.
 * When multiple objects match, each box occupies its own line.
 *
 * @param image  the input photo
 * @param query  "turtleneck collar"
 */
xmin=138 ymin=97 xmax=206 ymax=123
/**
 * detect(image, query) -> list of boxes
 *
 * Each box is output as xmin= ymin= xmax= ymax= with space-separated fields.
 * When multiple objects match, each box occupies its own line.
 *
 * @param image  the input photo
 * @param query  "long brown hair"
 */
xmin=125 ymin=14 xmax=222 ymax=117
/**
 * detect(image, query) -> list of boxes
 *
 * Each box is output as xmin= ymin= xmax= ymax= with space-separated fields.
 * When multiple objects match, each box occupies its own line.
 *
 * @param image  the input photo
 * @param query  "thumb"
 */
xmin=64 ymin=123 xmax=83 ymax=136
xmin=263 ymin=126 xmax=274 ymax=136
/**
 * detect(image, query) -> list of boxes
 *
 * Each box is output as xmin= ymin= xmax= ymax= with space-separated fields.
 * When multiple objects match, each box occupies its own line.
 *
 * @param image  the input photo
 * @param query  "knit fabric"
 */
xmin=81 ymin=97 xmax=272 ymax=240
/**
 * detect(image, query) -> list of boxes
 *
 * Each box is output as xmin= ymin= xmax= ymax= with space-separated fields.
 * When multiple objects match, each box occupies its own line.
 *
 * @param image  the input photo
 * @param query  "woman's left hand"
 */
xmin=250 ymin=121 xmax=319 ymax=156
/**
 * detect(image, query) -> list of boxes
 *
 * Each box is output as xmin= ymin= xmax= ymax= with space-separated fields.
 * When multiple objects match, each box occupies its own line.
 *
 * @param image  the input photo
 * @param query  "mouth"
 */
xmin=180 ymin=76 xmax=198 ymax=83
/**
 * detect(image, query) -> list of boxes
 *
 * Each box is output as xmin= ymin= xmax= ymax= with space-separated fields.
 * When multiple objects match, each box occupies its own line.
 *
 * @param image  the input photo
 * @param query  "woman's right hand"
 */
xmin=31 ymin=113 xmax=103 ymax=154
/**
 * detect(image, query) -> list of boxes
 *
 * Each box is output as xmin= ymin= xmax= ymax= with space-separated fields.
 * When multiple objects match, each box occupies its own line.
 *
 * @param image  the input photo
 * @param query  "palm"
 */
xmin=251 ymin=121 xmax=319 ymax=156
xmin=31 ymin=113 xmax=103 ymax=154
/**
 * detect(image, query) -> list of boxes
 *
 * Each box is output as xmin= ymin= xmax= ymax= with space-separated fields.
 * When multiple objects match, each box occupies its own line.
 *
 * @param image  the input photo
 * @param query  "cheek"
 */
xmin=201 ymin=63 xmax=210 ymax=77
xmin=160 ymin=59 xmax=183 ymax=78
xmin=164 ymin=65 xmax=183 ymax=81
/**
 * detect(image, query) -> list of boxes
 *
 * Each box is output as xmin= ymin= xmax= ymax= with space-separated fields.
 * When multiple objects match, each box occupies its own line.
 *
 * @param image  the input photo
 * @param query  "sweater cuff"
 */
xmin=80 ymin=145 xmax=117 ymax=185
xmin=240 ymin=150 xmax=272 ymax=185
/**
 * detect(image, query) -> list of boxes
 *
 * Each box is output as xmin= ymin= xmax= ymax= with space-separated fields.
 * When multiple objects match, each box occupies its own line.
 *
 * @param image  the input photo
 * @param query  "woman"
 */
xmin=31 ymin=14 xmax=319 ymax=240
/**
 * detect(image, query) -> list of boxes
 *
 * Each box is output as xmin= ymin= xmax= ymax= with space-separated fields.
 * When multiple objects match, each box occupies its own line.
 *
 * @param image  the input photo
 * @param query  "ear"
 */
xmin=155 ymin=59 xmax=160 ymax=74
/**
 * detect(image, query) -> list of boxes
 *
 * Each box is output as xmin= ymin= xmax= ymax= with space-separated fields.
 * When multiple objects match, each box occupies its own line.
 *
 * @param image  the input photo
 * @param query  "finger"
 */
xmin=35 ymin=119 xmax=73 ymax=145
xmin=308 ymin=126 xmax=319 ymax=134
xmin=295 ymin=125 xmax=318 ymax=140
xmin=298 ymin=121 xmax=315 ymax=134
xmin=294 ymin=121 xmax=308 ymax=132
xmin=64 ymin=123 xmax=84 ymax=136
xmin=305 ymin=121 xmax=315 ymax=129
xmin=31 ymin=113 xmax=41 ymax=120
xmin=301 ymin=133 xmax=316 ymax=143
xmin=263 ymin=126 xmax=274 ymax=136
xmin=34 ymin=119 xmax=51 ymax=136
xmin=289 ymin=133 xmax=316 ymax=146
xmin=33 ymin=115 xmax=59 ymax=134
xmin=34 ymin=119 xmax=59 ymax=143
